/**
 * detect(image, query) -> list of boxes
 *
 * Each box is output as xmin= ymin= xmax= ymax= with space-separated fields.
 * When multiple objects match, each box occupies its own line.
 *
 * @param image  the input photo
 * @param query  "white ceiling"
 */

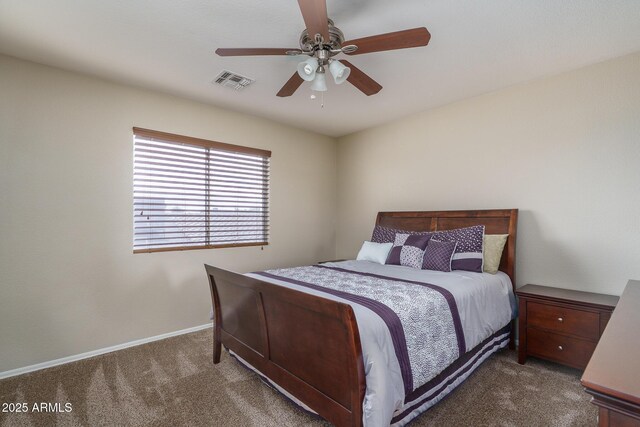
xmin=1 ymin=0 xmax=640 ymax=137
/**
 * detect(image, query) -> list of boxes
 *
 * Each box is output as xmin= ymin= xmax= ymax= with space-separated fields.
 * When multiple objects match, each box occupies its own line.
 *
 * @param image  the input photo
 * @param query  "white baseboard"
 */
xmin=0 ymin=323 xmax=212 ymax=380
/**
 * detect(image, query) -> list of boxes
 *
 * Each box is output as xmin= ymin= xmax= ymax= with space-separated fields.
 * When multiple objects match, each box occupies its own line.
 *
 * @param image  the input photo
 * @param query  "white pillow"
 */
xmin=356 ymin=241 xmax=393 ymax=265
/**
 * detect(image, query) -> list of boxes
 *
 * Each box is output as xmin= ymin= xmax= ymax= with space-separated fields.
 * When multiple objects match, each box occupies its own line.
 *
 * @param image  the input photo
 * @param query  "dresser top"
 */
xmin=516 ymin=284 xmax=619 ymax=310
xmin=582 ymin=280 xmax=640 ymax=406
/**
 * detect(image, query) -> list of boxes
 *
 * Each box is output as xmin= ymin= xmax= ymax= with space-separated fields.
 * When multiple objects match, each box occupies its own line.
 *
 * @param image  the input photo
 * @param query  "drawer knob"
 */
xmin=558 ymin=345 xmax=563 ymax=351
xmin=557 ymin=317 xmax=563 ymax=322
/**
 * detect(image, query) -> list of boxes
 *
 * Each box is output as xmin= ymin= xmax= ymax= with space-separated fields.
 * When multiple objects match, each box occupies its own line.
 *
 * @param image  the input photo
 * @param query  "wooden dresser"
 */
xmin=516 ymin=284 xmax=618 ymax=370
xmin=582 ymin=280 xmax=640 ymax=426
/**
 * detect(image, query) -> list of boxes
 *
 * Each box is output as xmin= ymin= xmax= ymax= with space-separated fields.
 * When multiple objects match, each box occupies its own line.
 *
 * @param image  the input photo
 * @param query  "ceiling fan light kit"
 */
xmin=215 ymin=0 xmax=431 ymax=98
xmin=297 ymin=57 xmax=350 ymax=90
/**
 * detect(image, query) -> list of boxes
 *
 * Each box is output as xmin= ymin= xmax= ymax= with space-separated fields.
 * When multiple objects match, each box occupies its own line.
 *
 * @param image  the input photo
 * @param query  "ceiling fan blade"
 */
xmin=297 ymin=0 xmax=330 ymax=42
xmin=216 ymin=48 xmax=300 ymax=56
xmin=340 ymin=60 xmax=382 ymax=96
xmin=276 ymin=73 xmax=305 ymax=97
xmin=343 ymin=27 xmax=431 ymax=55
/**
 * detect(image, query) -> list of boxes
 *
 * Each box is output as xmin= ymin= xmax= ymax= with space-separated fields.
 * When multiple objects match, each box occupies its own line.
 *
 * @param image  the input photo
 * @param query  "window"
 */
xmin=133 ymin=127 xmax=270 ymax=253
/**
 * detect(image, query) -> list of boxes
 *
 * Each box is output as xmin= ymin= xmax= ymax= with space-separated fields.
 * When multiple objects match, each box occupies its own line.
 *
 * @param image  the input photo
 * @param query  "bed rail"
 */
xmin=205 ymin=264 xmax=366 ymax=427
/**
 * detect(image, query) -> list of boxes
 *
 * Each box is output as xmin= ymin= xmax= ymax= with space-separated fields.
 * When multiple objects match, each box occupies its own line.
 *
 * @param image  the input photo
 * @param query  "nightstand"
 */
xmin=516 ymin=284 xmax=618 ymax=370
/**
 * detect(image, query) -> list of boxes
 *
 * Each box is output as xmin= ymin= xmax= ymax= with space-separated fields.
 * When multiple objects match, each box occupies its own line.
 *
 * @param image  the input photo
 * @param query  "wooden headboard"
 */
xmin=376 ymin=209 xmax=518 ymax=289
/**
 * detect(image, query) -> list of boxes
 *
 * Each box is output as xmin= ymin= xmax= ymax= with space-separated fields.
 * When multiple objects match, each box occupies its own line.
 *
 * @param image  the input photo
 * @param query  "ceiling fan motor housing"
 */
xmin=299 ymin=19 xmax=345 ymax=56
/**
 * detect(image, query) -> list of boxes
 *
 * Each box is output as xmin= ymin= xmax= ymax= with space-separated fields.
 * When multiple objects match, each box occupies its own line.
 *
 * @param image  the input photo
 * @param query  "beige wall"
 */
xmin=0 ymin=55 xmax=337 ymax=373
xmin=337 ymin=52 xmax=640 ymax=296
xmin=3 ymin=50 xmax=640 ymax=374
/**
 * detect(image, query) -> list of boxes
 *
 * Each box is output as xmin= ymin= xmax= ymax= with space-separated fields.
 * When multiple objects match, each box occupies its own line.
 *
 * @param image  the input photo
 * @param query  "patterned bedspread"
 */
xmin=254 ymin=264 xmax=466 ymax=394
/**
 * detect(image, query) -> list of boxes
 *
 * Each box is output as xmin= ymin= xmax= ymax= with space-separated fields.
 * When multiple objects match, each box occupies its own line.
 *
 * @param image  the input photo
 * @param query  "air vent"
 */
xmin=213 ymin=70 xmax=254 ymax=91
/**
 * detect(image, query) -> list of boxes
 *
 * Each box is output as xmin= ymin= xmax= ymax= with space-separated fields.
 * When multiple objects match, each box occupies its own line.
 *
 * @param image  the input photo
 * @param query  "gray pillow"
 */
xmin=422 ymin=239 xmax=457 ymax=272
xmin=431 ymin=225 xmax=485 ymax=272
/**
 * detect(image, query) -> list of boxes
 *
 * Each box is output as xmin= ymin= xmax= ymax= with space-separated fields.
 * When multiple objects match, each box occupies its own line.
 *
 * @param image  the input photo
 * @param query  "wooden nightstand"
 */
xmin=516 ymin=284 xmax=618 ymax=370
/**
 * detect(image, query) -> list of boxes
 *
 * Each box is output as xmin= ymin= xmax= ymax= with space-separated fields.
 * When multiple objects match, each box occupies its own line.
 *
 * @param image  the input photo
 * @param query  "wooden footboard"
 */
xmin=205 ymin=264 xmax=366 ymax=427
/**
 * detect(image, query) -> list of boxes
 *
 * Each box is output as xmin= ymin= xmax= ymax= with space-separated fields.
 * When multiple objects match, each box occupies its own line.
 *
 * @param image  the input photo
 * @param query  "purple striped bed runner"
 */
xmin=254 ymin=264 xmax=466 ymax=395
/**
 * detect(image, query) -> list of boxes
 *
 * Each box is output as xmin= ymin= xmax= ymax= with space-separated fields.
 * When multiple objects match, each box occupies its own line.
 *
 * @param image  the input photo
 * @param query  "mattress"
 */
xmin=241 ymin=260 xmax=515 ymax=427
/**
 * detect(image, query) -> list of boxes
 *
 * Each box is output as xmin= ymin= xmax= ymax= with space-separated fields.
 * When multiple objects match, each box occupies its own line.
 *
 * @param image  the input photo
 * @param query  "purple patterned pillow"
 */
xmin=371 ymin=225 xmax=432 ymax=244
xmin=385 ymin=233 xmax=431 ymax=269
xmin=422 ymin=239 xmax=457 ymax=272
xmin=431 ymin=225 xmax=485 ymax=272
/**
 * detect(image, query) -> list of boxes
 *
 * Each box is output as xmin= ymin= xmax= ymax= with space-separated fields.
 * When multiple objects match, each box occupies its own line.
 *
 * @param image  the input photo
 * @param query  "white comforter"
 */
xmin=246 ymin=260 xmax=515 ymax=427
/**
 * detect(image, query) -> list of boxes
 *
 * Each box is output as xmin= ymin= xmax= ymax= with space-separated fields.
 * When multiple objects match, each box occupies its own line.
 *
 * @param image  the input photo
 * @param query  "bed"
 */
xmin=205 ymin=209 xmax=518 ymax=427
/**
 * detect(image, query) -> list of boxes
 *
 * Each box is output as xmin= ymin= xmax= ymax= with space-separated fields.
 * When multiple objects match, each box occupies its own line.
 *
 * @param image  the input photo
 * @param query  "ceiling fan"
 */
xmin=215 ymin=0 xmax=431 ymax=97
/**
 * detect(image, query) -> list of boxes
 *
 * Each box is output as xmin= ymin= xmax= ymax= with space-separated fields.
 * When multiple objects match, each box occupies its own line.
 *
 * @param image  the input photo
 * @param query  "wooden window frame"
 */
xmin=133 ymin=127 xmax=270 ymax=253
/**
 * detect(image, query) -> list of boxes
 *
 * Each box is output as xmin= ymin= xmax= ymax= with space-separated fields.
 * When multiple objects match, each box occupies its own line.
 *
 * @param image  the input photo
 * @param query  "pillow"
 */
xmin=371 ymin=225 xmax=432 ymax=244
xmin=385 ymin=233 xmax=431 ymax=269
xmin=483 ymin=234 xmax=508 ymax=274
xmin=422 ymin=239 xmax=457 ymax=272
xmin=431 ymin=225 xmax=485 ymax=272
xmin=356 ymin=241 xmax=393 ymax=265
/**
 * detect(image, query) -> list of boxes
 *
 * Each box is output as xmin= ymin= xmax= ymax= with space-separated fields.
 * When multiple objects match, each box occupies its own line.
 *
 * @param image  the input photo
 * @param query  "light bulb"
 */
xmin=303 ymin=63 xmax=314 ymax=75
xmin=296 ymin=57 xmax=318 ymax=82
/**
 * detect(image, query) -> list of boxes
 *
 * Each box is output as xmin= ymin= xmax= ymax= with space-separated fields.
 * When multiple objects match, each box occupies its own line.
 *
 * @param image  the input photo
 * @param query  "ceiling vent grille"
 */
xmin=213 ymin=70 xmax=254 ymax=91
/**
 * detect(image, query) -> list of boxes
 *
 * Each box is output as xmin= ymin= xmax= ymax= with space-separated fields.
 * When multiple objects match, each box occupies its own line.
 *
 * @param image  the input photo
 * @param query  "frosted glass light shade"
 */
xmin=329 ymin=60 xmax=351 ymax=84
xmin=310 ymin=72 xmax=327 ymax=92
xmin=297 ymin=57 xmax=318 ymax=81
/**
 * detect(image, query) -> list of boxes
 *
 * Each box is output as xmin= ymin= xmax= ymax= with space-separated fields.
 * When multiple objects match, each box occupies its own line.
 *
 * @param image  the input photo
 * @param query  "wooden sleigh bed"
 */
xmin=205 ymin=209 xmax=518 ymax=427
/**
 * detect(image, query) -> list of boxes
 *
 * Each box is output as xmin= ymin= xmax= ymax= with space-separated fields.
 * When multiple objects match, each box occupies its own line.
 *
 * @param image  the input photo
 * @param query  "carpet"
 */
xmin=0 ymin=329 xmax=596 ymax=426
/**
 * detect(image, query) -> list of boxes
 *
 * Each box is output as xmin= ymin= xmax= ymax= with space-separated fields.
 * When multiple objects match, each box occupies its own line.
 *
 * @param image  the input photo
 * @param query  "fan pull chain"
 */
xmin=309 ymin=92 xmax=324 ymax=108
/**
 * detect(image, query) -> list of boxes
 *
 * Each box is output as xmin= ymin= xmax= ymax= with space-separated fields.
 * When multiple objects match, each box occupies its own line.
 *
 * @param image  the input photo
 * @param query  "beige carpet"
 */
xmin=0 ymin=329 xmax=595 ymax=426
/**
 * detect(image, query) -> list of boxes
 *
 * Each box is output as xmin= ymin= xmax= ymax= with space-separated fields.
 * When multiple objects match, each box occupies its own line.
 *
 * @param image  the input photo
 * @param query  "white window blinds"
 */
xmin=133 ymin=128 xmax=270 ymax=253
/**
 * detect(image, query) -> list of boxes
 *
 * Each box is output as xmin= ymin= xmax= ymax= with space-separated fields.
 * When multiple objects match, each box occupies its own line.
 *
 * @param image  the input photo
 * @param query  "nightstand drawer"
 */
xmin=527 ymin=301 xmax=599 ymax=340
xmin=527 ymin=328 xmax=596 ymax=369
